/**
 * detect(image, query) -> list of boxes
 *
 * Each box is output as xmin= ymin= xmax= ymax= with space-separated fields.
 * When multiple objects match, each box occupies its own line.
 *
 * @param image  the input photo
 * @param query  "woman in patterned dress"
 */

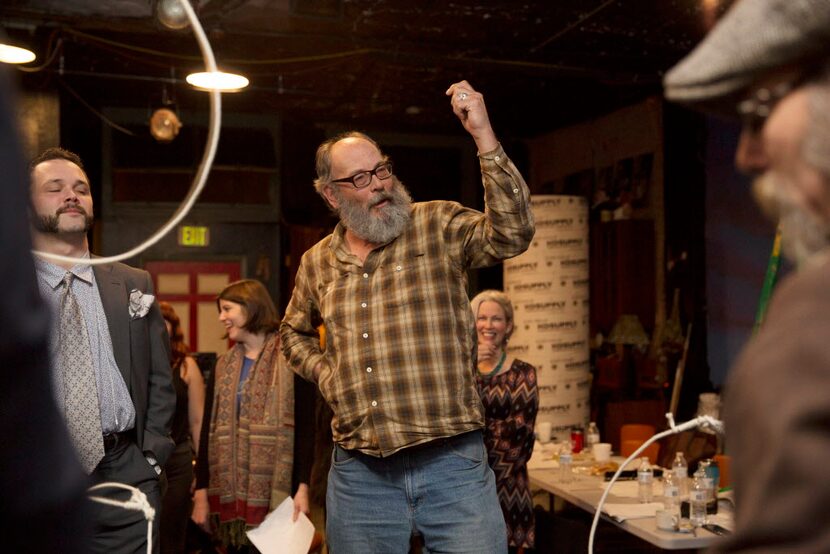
xmin=472 ymin=290 xmax=539 ymax=553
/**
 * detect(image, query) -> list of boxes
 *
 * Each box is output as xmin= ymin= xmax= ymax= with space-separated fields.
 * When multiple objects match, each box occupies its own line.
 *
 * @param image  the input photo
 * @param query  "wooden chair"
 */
xmin=619 ymin=423 xmax=658 ymax=463
xmin=714 ymin=454 xmax=731 ymax=489
xmin=621 ymin=439 xmax=660 ymax=464
xmin=620 ymin=423 xmax=655 ymax=445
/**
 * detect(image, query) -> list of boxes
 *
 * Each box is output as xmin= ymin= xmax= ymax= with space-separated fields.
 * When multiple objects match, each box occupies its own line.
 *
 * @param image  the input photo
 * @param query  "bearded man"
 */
xmin=665 ymin=0 xmax=830 ymax=551
xmin=280 ymin=80 xmax=534 ymax=553
xmin=29 ymin=147 xmax=174 ymax=553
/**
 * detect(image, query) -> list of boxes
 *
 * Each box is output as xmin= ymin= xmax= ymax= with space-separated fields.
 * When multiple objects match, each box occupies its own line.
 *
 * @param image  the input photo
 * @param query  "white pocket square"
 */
xmin=128 ymin=289 xmax=155 ymax=319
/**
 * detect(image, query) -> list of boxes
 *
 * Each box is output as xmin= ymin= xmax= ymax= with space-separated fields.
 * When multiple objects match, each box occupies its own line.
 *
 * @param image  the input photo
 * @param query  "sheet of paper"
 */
xmin=602 ymin=502 xmax=664 ymax=521
xmin=246 ymin=497 xmax=315 ymax=554
xmin=601 ymin=479 xmax=664 ymax=498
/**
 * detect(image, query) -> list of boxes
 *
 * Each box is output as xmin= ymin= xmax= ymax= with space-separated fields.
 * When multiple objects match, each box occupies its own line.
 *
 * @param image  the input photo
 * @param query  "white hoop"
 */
xmin=32 ymin=0 xmax=221 ymax=267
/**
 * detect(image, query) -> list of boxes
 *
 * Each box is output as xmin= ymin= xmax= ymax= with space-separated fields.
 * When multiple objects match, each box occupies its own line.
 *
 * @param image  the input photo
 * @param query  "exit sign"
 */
xmin=178 ymin=226 xmax=210 ymax=247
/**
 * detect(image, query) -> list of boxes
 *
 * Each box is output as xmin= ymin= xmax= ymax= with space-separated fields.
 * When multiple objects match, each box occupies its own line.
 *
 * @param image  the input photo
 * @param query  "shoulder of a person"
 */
xmin=96 ymin=259 xmax=149 ymax=282
xmin=762 ymin=262 xmax=830 ymax=331
xmin=414 ymin=200 xmax=473 ymax=223
xmin=216 ymin=345 xmax=240 ymax=366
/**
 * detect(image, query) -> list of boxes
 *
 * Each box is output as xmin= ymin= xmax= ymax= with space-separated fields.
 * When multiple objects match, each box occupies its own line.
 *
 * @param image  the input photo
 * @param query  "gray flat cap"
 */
xmin=664 ymin=0 xmax=830 ymax=114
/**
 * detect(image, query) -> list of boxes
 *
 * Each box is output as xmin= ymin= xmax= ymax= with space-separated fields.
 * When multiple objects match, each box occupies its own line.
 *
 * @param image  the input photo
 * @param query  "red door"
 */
xmin=145 ymin=261 xmax=241 ymax=354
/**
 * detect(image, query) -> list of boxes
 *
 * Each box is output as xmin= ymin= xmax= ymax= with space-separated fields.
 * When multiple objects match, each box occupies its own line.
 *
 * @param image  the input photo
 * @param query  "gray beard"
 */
xmin=334 ymin=177 xmax=413 ymax=244
xmin=752 ymin=172 xmax=830 ymax=266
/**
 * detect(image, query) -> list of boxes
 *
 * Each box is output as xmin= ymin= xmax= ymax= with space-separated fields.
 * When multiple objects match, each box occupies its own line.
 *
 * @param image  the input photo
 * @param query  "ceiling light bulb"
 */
xmin=186 ymin=71 xmax=249 ymax=92
xmin=156 ymin=0 xmax=190 ymax=30
xmin=0 ymin=43 xmax=36 ymax=64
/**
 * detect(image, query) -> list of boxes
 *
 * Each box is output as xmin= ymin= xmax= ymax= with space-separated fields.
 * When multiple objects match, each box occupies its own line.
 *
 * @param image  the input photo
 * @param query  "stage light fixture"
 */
xmin=156 ymin=0 xmax=191 ymax=30
xmin=149 ymin=107 xmax=183 ymax=142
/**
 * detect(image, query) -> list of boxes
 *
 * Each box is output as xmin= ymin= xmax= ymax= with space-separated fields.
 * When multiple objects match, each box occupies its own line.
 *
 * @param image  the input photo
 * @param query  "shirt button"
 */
xmin=513 ymin=188 xmax=519 ymax=193
xmin=396 ymin=265 xmax=402 ymax=271
xmin=366 ymin=367 xmax=372 ymax=373
xmin=363 ymin=272 xmax=369 ymax=278
xmin=371 ymin=400 xmax=378 ymax=407
xmin=494 ymin=155 xmax=501 ymax=161
xmin=362 ymin=332 xmax=369 ymax=339
xmin=361 ymin=302 xmax=367 ymax=308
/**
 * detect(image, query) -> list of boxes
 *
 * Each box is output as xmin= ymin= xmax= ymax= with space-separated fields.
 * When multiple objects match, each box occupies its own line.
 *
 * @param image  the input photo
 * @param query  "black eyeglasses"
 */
xmin=330 ymin=161 xmax=393 ymax=189
xmin=736 ymin=67 xmax=817 ymax=134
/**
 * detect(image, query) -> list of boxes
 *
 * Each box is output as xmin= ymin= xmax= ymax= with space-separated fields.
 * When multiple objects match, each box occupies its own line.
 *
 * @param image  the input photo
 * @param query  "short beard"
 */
xmin=30 ymin=206 xmax=94 ymax=235
xmin=752 ymin=172 xmax=830 ymax=266
xmin=332 ymin=177 xmax=413 ymax=244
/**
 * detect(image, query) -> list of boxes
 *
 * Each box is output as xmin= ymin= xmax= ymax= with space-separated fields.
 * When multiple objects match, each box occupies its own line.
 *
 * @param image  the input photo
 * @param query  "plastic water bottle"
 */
xmin=559 ymin=441 xmax=573 ymax=484
xmin=586 ymin=421 xmax=600 ymax=451
xmin=637 ymin=457 xmax=653 ymax=503
xmin=690 ymin=467 xmax=708 ymax=526
xmin=698 ymin=460 xmax=717 ymax=514
xmin=672 ymin=452 xmax=689 ymax=497
xmin=662 ymin=469 xmax=680 ymax=515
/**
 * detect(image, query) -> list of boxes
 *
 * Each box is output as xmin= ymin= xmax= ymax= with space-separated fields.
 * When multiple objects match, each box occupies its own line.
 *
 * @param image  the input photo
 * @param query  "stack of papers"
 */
xmin=246 ymin=497 xmax=315 ymax=554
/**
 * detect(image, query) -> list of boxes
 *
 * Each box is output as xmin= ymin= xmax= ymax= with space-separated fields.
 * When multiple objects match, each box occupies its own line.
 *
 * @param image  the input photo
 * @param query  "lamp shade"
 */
xmin=608 ymin=314 xmax=649 ymax=347
xmin=0 ymin=42 xmax=36 ymax=64
xmin=186 ymin=71 xmax=249 ymax=92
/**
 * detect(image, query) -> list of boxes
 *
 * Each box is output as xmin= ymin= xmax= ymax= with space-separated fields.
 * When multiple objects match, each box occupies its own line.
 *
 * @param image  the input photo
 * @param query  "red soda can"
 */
xmin=571 ymin=427 xmax=584 ymax=453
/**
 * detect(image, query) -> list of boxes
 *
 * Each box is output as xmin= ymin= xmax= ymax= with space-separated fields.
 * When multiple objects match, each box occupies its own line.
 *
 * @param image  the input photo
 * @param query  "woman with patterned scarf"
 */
xmin=205 ymin=279 xmax=316 ymax=551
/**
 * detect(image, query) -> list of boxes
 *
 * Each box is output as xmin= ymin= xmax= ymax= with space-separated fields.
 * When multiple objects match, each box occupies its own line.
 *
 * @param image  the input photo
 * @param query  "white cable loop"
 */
xmin=88 ymin=482 xmax=156 ymax=554
xmin=588 ymin=413 xmax=725 ymax=553
xmin=76 ymin=2 xmax=216 ymax=553
xmin=32 ymin=0 xmax=221 ymax=266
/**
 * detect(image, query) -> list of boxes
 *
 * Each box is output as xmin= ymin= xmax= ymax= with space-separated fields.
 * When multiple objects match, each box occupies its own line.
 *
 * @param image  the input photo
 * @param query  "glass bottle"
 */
xmin=672 ymin=452 xmax=689 ymax=497
xmin=637 ymin=457 xmax=653 ymax=503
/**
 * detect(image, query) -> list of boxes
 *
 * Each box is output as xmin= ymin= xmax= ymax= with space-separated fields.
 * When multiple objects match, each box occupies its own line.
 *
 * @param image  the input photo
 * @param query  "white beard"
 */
xmin=333 ymin=178 xmax=413 ymax=244
xmin=752 ymin=172 xmax=830 ymax=267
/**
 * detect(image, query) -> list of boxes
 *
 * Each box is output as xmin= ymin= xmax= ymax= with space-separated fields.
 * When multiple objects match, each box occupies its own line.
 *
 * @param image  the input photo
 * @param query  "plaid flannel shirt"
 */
xmin=280 ymin=144 xmax=534 ymax=456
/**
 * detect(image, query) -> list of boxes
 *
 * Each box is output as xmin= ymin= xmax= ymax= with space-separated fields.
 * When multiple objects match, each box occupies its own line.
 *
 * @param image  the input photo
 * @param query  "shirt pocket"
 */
xmin=379 ymin=253 xmax=430 ymax=310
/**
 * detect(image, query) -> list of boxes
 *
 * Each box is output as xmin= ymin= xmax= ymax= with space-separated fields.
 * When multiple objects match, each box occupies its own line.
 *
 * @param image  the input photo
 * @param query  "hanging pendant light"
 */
xmin=0 ymin=41 xmax=36 ymax=64
xmin=186 ymin=71 xmax=249 ymax=92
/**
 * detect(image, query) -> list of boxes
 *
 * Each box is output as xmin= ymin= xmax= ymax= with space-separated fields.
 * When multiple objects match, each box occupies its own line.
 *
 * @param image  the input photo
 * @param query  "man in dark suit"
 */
xmin=29 ymin=147 xmax=175 ymax=553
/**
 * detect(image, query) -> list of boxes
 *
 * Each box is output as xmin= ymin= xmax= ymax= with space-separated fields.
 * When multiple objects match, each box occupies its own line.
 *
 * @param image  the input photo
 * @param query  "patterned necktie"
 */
xmin=59 ymin=271 xmax=104 ymax=474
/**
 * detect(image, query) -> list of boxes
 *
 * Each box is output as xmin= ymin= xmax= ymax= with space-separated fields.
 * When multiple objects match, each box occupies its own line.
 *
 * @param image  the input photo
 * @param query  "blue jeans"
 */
xmin=326 ymin=430 xmax=507 ymax=553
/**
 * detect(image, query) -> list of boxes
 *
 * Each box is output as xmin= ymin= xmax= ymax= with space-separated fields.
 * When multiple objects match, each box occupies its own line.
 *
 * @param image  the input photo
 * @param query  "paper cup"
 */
xmin=536 ymin=421 xmax=552 ymax=443
xmin=656 ymin=509 xmax=678 ymax=531
xmin=592 ymin=442 xmax=612 ymax=462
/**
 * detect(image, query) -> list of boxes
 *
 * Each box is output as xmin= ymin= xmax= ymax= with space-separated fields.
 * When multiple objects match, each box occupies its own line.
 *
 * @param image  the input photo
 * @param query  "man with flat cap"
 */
xmin=665 ymin=0 xmax=830 ymax=551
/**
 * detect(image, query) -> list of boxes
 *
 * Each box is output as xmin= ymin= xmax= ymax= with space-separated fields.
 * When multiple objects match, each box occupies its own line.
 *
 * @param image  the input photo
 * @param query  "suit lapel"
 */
xmin=93 ymin=263 xmax=131 ymax=385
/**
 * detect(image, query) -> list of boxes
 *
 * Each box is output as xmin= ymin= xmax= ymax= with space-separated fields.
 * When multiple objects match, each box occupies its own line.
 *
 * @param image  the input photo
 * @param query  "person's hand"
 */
xmin=312 ymin=362 xmax=323 ymax=382
xmin=446 ymin=80 xmax=498 ymax=153
xmin=191 ymin=488 xmax=211 ymax=533
xmin=477 ymin=341 xmax=499 ymax=364
xmin=293 ymin=483 xmax=311 ymax=522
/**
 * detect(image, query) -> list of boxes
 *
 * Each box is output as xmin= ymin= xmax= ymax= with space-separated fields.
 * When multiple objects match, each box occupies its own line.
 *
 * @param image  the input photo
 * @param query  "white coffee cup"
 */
xmin=536 ymin=421 xmax=552 ymax=443
xmin=656 ymin=509 xmax=678 ymax=531
xmin=592 ymin=442 xmax=612 ymax=462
